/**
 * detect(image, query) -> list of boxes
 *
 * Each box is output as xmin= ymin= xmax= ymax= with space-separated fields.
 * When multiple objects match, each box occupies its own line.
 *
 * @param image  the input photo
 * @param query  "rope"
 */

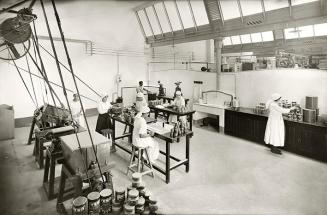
xmin=49 ymin=0 xmax=106 ymax=183
xmin=31 ymin=21 xmax=58 ymax=107
xmin=40 ymin=0 xmax=94 ymax=187
xmin=25 ymin=53 xmax=38 ymax=107
xmin=9 ymin=51 xmax=36 ymax=107
xmin=38 ymin=43 xmax=101 ymax=98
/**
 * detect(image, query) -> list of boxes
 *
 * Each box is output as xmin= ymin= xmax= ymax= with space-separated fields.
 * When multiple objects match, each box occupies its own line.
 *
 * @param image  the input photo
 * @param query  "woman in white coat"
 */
xmin=133 ymin=105 xmax=159 ymax=163
xmin=95 ymin=93 xmax=112 ymax=134
xmin=264 ymin=93 xmax=295 ymax=154
xmin=169 ymin=90 xmax=186 ymax=123
xmin=70 ymin=93 xmax=85 ymax=128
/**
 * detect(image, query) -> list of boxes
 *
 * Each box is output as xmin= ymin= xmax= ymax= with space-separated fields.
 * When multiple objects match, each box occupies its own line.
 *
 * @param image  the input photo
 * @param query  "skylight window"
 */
xmin=145 ymin=7 xmax=162 ymax=35
xmin=292 ymin=0 xmax=319 ymax=6
xmin=189 ymin=0 xmax=209 ymax=26
xmin=231 ymin=35 xmax=241 ymax=45
xmin=223 ymin=37 xmax=232 ymax=46
xmin=250 ymin=33 xmax=262 ymax=43
xmin=137 ymin=10 xmax=153 ymax=37
xmin=164 ymin=1 xmax=182 ymax=31
xmin=264 ymin=0 xmax=289 ymax=11
xmin=298 ymin=25 xmax=314 ymax=38
xmin=154 ymin=3 xmax=171 ymax=33
xmin=240 ymin=0 xmax=263 ymax=16
xmin=240 ymin=34 xmax=251 ymax=44
xmin=176 ymin=0 xmax=194 ymax=29
xmin=220 ymin=0 xmax=240 ymax=20
xmin=314 ymin=23 xmax=327 ymax=36
xmin=261 ymin=31 xmax=274 ymax=41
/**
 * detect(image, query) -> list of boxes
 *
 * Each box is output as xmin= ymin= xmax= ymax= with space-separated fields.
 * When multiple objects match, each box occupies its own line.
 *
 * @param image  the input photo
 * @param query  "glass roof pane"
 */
xmin=137 ymin=10 xmax=152 ymax=37
xmin=264 ymin=0 xmax=289 ymax=11
xmin=231 ymin=35 xmax=241 ymax=45
xmin=314 ymin=23 xmax=327 ymax=36
xmin=284 ymin=27 xmax=299 ymax=39
xmin=164 ymin=1 xmax=182 ymax=31
xmin=298 ymin=25 xmax=314 ymax=38
xmin=240 ymin=34 xmax=251 ymax=44
xmin=145 ymin=7 xmax=161 ymax=35
xmin=292 ymin=0 xmax=319 ymax=6
xmin=223 ymin=37 xmax=232 ymax=46
xmin=250 ymin=32 xmax=262 ymax=43
xmin=240 ymin=0 xmax=263 ymax=16
xmin=190 ymin=0 xmax=209 ymax=26
xmin=176 ymin=0 xmax=194 ymax=29
xmin=220 ymin=0 xmax=240 ymax=20
xmin=154 ymin=3 xmax=171 ymax=33
xmin=261 ymin=31 xmax=274 ymax=41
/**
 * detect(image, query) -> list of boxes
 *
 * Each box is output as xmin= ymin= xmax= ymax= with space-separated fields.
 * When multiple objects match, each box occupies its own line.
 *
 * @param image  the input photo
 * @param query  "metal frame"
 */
xmin=173 ymin=0 xmax=185 ymax=33
xmin=162 ymin=1 xmax=174 ymax=35
xmin=152 ymin=5 xmax=164 ymax=37
xmin=143 ymin=8 xmax=156 ymax=39
xmin=187 ymin=0 xmax=198 ymax=31
xmin=217 ymin=0 xmax=225 ymax=26
xmin=261 ymin=0 xmax=266 ymax=20
xmin=288 ymin=0 xmax=293 ymax=17
xmin=236 ymin=0 xmax=244 ymax=23
xmin=135 ymin=11 xmax=147 ymax=39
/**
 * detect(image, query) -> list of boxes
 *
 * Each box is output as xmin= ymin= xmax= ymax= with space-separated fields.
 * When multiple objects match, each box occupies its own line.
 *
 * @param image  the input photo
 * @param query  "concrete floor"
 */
xmin=0 ymin=116 xmax=327 ymax=215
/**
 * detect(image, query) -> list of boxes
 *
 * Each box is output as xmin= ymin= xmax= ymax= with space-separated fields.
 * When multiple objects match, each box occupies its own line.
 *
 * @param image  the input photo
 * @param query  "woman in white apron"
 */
xmin=135 ymin=92 xmax=147 ymax=112
xmin=133 ymin=106 xmax=159 ymax=163
xmin=70 ymin=93 xmax=85 ymax=128
xmin=264 ymin=93 xmax=295 ymax=154
xmin=95 ymin=93 xmax=112 ymax=134
xmin=169 ymin=91 xmax=186 ymax=123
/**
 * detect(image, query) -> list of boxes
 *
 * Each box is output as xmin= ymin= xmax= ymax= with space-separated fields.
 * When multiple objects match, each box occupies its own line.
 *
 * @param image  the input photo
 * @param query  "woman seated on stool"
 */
xmin=95 ymin=93 xmax=112 ymax=134
xmin=133 ymin=105 xmax=159 ymax=163
xmin=169 ymin=90 xmax=186 ymax=123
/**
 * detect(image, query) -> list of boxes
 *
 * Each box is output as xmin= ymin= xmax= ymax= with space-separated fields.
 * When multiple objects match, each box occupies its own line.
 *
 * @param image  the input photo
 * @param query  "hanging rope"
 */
xmin=25 ymin=54 xmax=38 ymax=107
xmin=31 ymin=21 xmax=58 ymax=107
xmin=9 ymin=52 xmax=37 ymax=107
xmin=38 ymin=43 xmax=101 ymax=98
xmin=49 ymin=0 xmax=106 ymax=182
xmin=40 ymin=0 xmax=95 ymax=187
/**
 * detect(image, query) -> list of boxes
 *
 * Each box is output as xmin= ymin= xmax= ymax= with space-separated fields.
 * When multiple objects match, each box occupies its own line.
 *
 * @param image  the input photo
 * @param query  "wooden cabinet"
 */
xmin=225 ymin=109 xmax=327 ymax=162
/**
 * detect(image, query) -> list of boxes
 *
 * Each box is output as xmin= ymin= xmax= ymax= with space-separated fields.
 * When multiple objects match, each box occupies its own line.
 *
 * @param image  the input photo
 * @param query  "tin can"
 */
xmin=124 ymin=203 xmax=135 ymax=215
xmin=87 ymin=192 xmax=101 ymax=215
xmin=132 ymin=173 xmax=142 ymax=182
xmin=115 ymin=186 xmax=126 ymax=203
xmin=135 ymin=197 xmax=145 ymax=214
xmin=72 ymin=196 xmax=87 ymax=215
xmin=100 ymin=189 xmax=112 ymax=215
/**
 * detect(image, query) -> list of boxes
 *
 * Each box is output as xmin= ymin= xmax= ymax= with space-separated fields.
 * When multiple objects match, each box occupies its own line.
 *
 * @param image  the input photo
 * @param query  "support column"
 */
xmin=214 ymin=37 xmax=223 ymax=90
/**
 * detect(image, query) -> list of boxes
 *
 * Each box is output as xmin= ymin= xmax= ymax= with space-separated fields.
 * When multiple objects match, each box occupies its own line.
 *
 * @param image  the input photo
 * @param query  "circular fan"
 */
xmin=0 ymin=39 xmax=30 ymax=60
xmin=0 ymin=17 xmax=32 ymax=44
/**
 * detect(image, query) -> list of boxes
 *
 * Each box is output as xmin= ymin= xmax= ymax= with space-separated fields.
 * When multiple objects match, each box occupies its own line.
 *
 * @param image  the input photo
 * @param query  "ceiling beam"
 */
xmin=187 ymin=0 xmax=198 ymax=31
xmin=143 ymin=8 xmax=156 ymax=39
xmin=152 ymin=5 xmax=164 ymax=37
xmin=162 ymin=1 xmax=174 ymax=36
xmin=135 ymin=11 xmax=147 ymax=41
xmin=174 ymin=0 xmax=185 ymax=33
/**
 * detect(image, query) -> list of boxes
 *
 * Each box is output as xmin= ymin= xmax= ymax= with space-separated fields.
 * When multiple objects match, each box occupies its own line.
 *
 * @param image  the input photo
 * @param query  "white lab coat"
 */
xmin=264 ymin=101 xmax=290 ymax=147
xmin=70 ymin=100 xmax=85 ymax=128
xmin=169 ymin=97 xmax=186 ymax=123
xmin=133 ymin=113 xmax=159 ymax=162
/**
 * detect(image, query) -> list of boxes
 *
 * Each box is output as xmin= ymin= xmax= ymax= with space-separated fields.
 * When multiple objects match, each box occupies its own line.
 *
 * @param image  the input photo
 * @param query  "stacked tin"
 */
xmin=72 ymin=196 xmax=88 ymax=215
xmin=87 ymin=192 xmax=101 ymax=215
xmin=99 ymin=189 xmax=112 ymax=215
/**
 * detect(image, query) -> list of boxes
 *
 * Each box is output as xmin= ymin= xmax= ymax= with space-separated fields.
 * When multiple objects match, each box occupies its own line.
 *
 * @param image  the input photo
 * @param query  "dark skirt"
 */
xmin=95 ymin=114 xmax=112 ymax=134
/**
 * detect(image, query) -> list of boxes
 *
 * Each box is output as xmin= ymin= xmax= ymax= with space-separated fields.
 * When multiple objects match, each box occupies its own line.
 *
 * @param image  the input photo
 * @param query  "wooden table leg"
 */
xmin=111 ymin=119 xmax=116 ymax=152
xmin=49 ymin=153 xmax=56 ymax=198
xmin=39 ymin=138 xmax=45 ymax=169
xmin=186 ymin=135 xmax=190 ymax=172
xmin=43 ymin=151 xmax=50 ymax=183
xmin=27 ymin=117 xmax=36 ymax=145
xmin=128 ymin=125 xmax=133 ymax=143
xmin=189 ymin=114 xmax=193 ymax=131
xmin=165 ymin=141 xmax=170 ymax=184
xmin=56 ymin=167 xmax=67 ymax=213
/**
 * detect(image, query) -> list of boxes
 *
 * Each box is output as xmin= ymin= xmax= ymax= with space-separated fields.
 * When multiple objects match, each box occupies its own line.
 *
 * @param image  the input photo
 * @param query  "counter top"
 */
xmin=226 ymin=107 xmax=327 ymax=128
xmin=193 ymin=103 xmax=227 ymax=109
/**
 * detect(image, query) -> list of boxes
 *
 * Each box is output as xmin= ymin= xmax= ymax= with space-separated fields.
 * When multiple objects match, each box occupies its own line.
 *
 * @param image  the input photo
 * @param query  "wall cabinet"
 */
xmin=225 ymin=109 xmax=327 ymax=162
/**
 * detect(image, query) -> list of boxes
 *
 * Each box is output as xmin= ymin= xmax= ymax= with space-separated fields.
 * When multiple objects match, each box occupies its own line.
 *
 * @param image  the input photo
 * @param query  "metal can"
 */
xmin=72 ymin=196 xmax=87 ymax=215
xmin=115 ymin=186 xmax=126 ymax=203
xmin=87 ymin=192 xmax=101 ymax=215
xmin=100 ymin=189 xmax=112 ymax=215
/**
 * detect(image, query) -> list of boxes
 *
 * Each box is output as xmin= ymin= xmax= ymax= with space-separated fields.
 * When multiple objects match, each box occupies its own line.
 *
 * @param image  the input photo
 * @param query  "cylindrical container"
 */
xmin=305 ymin=96 xmax=318 ymax=109
xmin=112 ymin=200 xmax=122 ymax=214
xmin=127 ymin=186 xmax=136 ymax=199
xmin=124 ymin=204 xmax=135 ymax=215
xmin=135 ymin=197 xmax=145 ymax=214
xmin=128 ymin=189 xmax=139 ymax=206
xmin=87 ymin=192 xmax=101 ymax=215
xmin=100 ymin=189 xmax=112 ymax=215
xmin=72 ymin=196 xmax=87 ymax=215
xmin=115 ymin=186 xmax=126 ymax=203
xmin=144 ymin=191 xmax=151 ymax=207
xmin=303 ymin=109 xmax=317 ymax=123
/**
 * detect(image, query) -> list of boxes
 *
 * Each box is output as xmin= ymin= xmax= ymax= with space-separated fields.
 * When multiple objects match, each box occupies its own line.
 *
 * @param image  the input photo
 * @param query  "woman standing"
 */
xmin=264 ymin=93 xmax=295 ymax=154
xmin=95 ymin=93 xmax=112 ymax=134
xmin=169 ymin=90 xmax=186 ymax=123
xmin=70 ymin=93 xmax=85 ymax=128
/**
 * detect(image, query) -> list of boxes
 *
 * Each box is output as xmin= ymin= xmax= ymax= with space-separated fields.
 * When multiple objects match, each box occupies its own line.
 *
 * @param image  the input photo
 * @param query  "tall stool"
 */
xmin=126 ymin=145 xmax=155 ymax=178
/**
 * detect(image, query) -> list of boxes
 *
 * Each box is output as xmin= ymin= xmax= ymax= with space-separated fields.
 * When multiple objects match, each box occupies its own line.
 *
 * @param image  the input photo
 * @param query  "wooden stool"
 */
xmin=126 ymin=145 xmax=155 ymax=178
xmin=101 ymin=128 xmax=116 ymax=152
